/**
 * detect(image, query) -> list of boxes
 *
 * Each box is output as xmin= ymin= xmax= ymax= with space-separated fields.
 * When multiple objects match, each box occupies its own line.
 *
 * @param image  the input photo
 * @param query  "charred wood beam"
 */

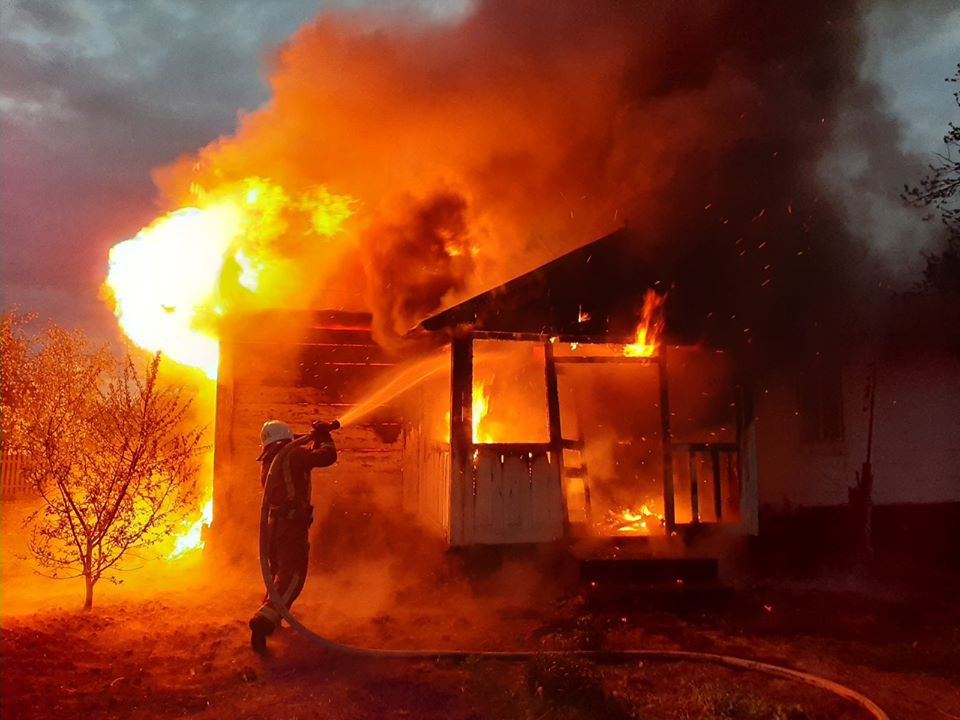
xmin=670 ymin=442 xmax=738 ymax=452
xmin=471 ymin=443 xmax=554 ymax=453
xmin=544 ymin=341 xmax=563 ymax=451
xmin=552 ymin=356 xmax=659 ymax=365
xmin=543 ymin=340 xmax=570 ymax=532
xmin=466 ymin=330 xmax=638 ymax=344
xmin=689 ymin=451 xmax=700 ymax=524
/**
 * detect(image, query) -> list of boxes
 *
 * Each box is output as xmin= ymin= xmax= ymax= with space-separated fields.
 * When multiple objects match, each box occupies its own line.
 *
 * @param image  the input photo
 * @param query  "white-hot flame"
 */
xmin=106 ymin=205 xmax=243 ymax=378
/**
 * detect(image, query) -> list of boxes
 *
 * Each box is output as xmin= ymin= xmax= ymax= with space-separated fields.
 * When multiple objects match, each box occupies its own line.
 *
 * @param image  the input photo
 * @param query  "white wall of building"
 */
xmin=755 ymin=350 xmax=960 ymax=508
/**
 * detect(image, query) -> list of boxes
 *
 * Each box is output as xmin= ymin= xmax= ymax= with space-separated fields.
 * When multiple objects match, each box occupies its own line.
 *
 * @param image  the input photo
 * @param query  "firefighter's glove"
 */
xmin=311 ymin=429 xmax=333 ymax=444
xmin=310 ymin=424 xmax=334 ymax=448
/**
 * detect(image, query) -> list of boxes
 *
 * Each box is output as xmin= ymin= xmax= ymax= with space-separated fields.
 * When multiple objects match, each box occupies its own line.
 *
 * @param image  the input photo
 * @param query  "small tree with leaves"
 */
xmin=1 ymin=311 xmax=40 ymax=449
xmin=904 ymin=63 xmax=960 ymax=295
xmin=3 ymin=313 xmax=205 ymax=609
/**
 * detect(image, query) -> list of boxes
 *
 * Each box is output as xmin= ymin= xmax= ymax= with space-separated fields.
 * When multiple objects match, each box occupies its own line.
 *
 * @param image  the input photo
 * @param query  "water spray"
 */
xmin=336 ymin=349 xmax=450 ymax=428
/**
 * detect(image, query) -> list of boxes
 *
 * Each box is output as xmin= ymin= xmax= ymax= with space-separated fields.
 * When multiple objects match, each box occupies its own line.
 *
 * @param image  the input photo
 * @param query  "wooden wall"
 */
xmin=459 ymin=447 xmax=564 ymax=545
xmin=212 ymin=314 xmax=404 ymax=559
xmin=400 ymin=384 xmax=451 ymax=539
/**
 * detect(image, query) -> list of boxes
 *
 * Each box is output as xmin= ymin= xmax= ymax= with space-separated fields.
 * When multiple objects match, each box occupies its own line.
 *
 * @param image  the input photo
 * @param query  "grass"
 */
xmin=681 ymin=681 xmax=814 ymax=720
xmin=525 ymin=654 xmax=638 ymax=720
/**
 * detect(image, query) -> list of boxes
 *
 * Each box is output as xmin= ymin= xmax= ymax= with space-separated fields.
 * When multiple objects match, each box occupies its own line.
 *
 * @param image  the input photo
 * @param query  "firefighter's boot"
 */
xmin=249 ymin=615 xmax=273 ymax=653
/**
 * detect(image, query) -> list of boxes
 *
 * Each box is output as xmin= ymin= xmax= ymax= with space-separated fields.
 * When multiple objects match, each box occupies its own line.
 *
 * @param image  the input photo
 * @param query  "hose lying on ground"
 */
xmin=257 ymin=479 xmax=890 ymax=720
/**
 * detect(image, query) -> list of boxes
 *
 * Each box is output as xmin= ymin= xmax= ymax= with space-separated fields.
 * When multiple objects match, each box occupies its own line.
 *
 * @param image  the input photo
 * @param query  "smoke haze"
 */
xmin=143 ymin=0 xmax=939 ymax=354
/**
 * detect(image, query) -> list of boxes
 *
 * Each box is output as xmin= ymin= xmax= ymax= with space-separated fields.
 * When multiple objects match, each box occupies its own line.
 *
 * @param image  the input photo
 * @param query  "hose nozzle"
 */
xmin=312 ymin=419 xmax=341 ymax=434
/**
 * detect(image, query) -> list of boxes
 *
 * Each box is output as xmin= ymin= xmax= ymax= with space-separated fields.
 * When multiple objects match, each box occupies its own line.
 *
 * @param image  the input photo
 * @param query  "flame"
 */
xmin=623 ymin=289 xmax=666 ymax=358
xmin=473 ymin=381 xmax=493 ymax=443
xmin=168 ymin=498 xmax=214 ymax=558
xmin=106 ymin=205 xmax=242 ymax=378
xmin=103 ymin=177 xmax=356 ymax=557
xmin=609 ymin=502 xmax=665 ymax=535
xmin=442 ymin=379 xmax=493 ymax=444
xmin=104 ymin=177 xmax=357 ymax=379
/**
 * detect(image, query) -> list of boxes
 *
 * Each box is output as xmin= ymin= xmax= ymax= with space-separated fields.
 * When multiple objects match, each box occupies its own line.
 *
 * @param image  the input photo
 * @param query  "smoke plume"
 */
xmin=152 ymin=0 xmax=886 ymax=352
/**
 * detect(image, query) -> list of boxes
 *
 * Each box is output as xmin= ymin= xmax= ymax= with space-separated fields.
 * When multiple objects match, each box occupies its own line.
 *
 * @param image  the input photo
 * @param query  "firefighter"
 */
xmin=249 ymin=419 xmax=337 ymax=653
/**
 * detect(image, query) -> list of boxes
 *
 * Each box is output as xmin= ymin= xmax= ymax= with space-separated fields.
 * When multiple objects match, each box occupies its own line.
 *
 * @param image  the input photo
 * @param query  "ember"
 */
xmin=605 ymin=503 xmax=666 ymax=536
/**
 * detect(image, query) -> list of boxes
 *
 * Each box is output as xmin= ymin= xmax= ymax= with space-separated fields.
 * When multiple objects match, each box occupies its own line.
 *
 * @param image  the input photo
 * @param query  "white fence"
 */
xmin=1 ymin=453 xmax=33 ymax=499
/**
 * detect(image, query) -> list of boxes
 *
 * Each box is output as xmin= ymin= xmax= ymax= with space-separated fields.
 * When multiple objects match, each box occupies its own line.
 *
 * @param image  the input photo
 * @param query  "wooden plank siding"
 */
xmin=211 ymin=315 xmax=405 ymax=556
xmin=462 ymin=448 xmax=564 ymax=544
xmin=399 ymin=382 xmax=451 ymax=540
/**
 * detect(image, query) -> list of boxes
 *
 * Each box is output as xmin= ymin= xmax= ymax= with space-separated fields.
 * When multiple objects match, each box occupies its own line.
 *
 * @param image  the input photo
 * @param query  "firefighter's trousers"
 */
xmin=252 ymin=506 xmax=311 ymax=632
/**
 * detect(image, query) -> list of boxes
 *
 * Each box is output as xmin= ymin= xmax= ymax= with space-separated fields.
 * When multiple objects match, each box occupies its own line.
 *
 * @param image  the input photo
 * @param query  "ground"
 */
xmin=3 ymin=501 xmax=959 ymax=719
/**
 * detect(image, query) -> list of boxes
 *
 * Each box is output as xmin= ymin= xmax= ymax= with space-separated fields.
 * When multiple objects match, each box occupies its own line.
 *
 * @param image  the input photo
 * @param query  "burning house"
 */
xmin=210 ymin=224 xmax=960 ymax=575
xmin=211 ymin=229 xmax=759 ymax=569
xmin=397 ymin=229 xmax=756 ymax=551
xmin=95 ymin=1 xmax=955 ymax=574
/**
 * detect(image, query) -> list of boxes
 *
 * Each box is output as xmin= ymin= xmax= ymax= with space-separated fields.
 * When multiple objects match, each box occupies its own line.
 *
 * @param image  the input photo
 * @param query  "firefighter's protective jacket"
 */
xmin=261 ymin=434 xmax=337 ymax=512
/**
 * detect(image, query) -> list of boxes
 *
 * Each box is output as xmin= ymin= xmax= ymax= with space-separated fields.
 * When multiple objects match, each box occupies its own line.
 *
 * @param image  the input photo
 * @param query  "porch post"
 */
xmin=543 ymin=341 xmax=568 ymax=528
xmin=658 ymin=348 xmax=676 ymax=531
xmin=449 ymin=335 xmax=473 ymax=545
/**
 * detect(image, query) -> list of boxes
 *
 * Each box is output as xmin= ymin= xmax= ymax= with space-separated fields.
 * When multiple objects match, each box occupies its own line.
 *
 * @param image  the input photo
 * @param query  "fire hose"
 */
xmin=257 ymin=427 xmax=889 ymax=720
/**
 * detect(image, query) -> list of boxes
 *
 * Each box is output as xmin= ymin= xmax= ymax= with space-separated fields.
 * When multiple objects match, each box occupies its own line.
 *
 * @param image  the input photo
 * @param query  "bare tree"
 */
xmin=904 ymin=64 xmax=960 ymax=295
xmin=4 ymin=314 xmax=205 ymax=609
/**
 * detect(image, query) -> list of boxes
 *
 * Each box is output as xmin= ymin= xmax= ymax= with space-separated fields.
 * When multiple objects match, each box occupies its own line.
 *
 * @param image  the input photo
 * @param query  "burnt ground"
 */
xmin=3 ymin=500 xmax=959 ymax=720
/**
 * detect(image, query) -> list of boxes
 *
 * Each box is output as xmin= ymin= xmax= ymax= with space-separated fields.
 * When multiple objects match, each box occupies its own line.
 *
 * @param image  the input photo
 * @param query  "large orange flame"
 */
xmin=105 ymin=178 xmax=357 ymax=379
xmin=443 ymin=379 xmax=493 ymax=444
xmin=103 ymin=177 xmax=356 ymax=556
xmin=107 ymin=205 xmax=242 ymax=378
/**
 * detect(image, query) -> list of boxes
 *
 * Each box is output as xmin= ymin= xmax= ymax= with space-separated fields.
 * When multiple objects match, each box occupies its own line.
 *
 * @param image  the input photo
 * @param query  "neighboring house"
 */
xmin=757 ymin=352 xmax=960 ymax=508
xmin=753 ymin=294 xmax=960 ymax=565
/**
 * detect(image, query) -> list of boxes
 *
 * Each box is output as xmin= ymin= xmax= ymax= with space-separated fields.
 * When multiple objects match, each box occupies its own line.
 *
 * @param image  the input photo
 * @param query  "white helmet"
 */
xmin=258 ymin=420 xmax=292 ymax=459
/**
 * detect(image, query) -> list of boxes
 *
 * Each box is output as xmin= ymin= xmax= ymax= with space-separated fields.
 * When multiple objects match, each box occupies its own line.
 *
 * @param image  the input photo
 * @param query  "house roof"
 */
xmin=417 ymin=228 xmax=661 ymax=339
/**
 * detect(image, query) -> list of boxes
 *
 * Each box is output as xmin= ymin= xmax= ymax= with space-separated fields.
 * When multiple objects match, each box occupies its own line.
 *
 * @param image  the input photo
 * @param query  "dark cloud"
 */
xmin=14 ymin=0 xmax=85 ymax=35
